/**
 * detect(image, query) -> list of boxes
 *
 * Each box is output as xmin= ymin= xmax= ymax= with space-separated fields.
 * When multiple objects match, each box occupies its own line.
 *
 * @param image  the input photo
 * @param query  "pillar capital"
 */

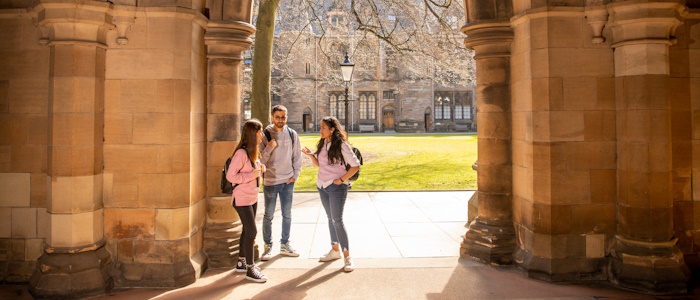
xmin=606 ymin=0 xmax=687 ymax=48
xmin=205 ymin=20 xmax=256 ymax=60
xmin=30 ymin=0 xmax=115 ymax=47
xmin=461 ymin=21 xmax=513 ymax=59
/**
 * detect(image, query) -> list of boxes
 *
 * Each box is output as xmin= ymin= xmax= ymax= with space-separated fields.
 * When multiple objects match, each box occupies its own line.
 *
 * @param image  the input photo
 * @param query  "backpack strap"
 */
xmin=288 ymin=128 xmax=295 ymax=147
xmin=264 ymin=129 xmax=272 ymax=142
xmin=245 ymin=151 xmax=258 ymax=187
xmin=265 ymin=127 xmax=296 ymax=148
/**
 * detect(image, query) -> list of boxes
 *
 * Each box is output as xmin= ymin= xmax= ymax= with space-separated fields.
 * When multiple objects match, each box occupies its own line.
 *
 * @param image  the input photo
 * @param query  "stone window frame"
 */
xmin=359 ymin=92 xmax=377 ymax=120
xmin=328 ymin=92 xmax=345 ymax=121
xmin=455 ymin=92 xmax=473 ymax=120
xmin=434 ymin=92 xmax=452 ymax=121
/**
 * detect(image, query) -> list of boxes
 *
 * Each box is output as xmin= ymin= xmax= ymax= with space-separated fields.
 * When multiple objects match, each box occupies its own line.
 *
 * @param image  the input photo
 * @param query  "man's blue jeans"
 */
xmin=263 ymin=182 xmax=295 ymax=246
xmin=318 ymin=183 xmax=349 ymax=251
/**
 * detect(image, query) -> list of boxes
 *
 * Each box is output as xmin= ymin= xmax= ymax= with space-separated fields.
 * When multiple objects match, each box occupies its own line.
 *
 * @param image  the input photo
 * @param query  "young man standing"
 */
xmin=259 ymin=105 xmax=302 ymax=260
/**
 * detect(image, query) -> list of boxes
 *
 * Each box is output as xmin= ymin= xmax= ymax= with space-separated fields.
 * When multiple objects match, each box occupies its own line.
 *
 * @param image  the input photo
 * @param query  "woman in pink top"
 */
xmin=226 ymin=119 xmax=267 ymax=283
xmin=302 ymin=116 xmax=360 ymax=272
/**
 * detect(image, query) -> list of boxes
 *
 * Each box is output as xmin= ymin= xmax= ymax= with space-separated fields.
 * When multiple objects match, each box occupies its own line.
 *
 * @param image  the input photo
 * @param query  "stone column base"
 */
xmin=609 ymin=235 xmax=690 ymax=295
xmin=460 ymin=217 xmax=516 ymax=265
xmin=116 ymin=249 xmax=206 ymax=288
xmin=204 ymin=221 xmax=242 ymax=268
xmin=29 ymin=241 xmax=112 ymax=299
xmin=514 ymin=247 xmax=608 ymax=282
xmin=203 ymin=221 xmax=260 ymax=268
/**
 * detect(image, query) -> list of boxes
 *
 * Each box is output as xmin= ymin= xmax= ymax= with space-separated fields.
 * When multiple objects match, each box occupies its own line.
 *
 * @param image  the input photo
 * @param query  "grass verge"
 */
xmin=293 ymin=133 xmax=477 ymax=191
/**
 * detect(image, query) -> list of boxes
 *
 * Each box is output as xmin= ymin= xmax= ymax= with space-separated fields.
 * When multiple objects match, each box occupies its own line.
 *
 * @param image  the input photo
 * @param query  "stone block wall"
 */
xmin=463 ymin=0 xmax=700 ymax=294
xmin=510 ymin=7 xmax=616 ymax=280
xmin=0 ymin=12 xmax=50 ymax=283
xmin=0 ymin=0 xmax=253 ymax=296
xmin=675 ymin=15 xmax=700 ymax=262
xmin=101 ymin=6 xmax=208 ymax=287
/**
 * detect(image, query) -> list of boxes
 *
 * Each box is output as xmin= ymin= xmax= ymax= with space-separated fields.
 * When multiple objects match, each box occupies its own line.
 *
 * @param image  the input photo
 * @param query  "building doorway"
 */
xmin=383 ymin=110 xmax=395 ymax=131
xmin=303 ymin=108 xmax=312 ymax=132
xmin=424 ymin=107 xmax=432 ymax=132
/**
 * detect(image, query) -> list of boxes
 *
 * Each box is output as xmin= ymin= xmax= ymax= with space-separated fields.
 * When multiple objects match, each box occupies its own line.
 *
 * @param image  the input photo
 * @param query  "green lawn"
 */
xmin=293 ymin=133 xmax=477 ymax=191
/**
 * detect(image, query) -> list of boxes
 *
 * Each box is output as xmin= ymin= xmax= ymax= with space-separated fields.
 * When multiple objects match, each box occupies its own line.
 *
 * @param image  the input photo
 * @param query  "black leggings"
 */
xmin=233 ymin=201 xmax=258 ymax=264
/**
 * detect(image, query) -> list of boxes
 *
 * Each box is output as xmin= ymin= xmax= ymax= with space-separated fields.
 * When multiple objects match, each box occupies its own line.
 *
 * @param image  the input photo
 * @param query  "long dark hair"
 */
xmin=233 ymin=119 xmax=263 ymax=161
xmin=315 ymin=116 xmax=347 ymax=165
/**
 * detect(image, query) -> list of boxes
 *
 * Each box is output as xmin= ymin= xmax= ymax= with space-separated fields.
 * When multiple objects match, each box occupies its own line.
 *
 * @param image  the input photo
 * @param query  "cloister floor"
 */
xmin=4 ymin=191 xmax=697 ymax=299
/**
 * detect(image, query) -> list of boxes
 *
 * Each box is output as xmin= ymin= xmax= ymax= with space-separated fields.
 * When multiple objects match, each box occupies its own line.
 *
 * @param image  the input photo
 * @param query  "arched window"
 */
xmin=360 ymin=94 xmax=367 ymax=119
xmin=330 ymin=94 xmax=337 ymax=118
xmin=358 ymin=92 xmax=376 ymax=120
xmin=435 ymin=94 xmax=443 ymax=120
xmin=338 ymin=94 xmax=345 ymax=120
xmin=443 ymin=97 xmax=451 ymax=120
xmin=455 ymin=94 xmax=463 ymax=120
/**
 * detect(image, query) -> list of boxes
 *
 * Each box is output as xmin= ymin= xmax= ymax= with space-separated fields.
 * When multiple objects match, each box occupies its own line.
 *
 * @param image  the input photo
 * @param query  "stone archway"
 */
xmin=461 ymin=0 xmax=695 ymax=295
xmin=5 ymin=0 xmax=698 ymax=297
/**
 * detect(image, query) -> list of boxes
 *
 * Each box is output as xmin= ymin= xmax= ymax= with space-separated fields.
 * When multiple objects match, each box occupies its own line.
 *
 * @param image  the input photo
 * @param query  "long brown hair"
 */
xmin=315 ymin=116 xmax=347 ymax=165
xmin=233 ymin=119 xmax=263 ymax=161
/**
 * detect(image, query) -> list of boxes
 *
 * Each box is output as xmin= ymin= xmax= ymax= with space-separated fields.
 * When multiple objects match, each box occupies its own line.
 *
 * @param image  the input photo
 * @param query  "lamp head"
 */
xmin=340 ymin=51 xmax=355 ymax=82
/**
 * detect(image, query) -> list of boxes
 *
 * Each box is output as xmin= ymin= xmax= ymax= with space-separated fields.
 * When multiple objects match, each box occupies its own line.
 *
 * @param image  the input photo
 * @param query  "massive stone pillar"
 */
xmin=607 ymin=0 xmax=690 ymax=294
xmin=460 ymin=0 xmax=516 ymax=265
xmin=28 ymin=1 xmax=113 ymax=298
xmin=203 ymin=1 xmax=255 ymax=268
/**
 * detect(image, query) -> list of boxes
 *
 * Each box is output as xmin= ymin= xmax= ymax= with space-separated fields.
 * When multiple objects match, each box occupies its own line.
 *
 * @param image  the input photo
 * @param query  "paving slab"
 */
xmin=3 ymin=191 xmax=698 ymax=299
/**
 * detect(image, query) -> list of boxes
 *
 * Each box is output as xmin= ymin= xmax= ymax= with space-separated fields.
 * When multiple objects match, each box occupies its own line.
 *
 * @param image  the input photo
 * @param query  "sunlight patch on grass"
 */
xmin=293 ymin=134 xmax=477 ymax=191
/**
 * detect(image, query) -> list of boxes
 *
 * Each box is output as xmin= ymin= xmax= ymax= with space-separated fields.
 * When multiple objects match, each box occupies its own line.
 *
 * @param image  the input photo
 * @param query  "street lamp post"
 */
xmin=340 ymin=51 xmax=355 ymax=131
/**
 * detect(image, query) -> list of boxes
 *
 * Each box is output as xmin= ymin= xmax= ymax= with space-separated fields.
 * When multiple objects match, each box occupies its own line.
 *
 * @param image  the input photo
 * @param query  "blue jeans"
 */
xmin=318 ymin=183 xmax=349 ymax=251
xmin=262 ymin=182 xmax=295 ymax=245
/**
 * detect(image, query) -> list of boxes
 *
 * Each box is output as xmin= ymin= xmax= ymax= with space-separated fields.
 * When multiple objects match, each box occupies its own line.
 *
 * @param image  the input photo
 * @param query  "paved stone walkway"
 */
xmin=3 ymin=191 xmax=698 ymax=299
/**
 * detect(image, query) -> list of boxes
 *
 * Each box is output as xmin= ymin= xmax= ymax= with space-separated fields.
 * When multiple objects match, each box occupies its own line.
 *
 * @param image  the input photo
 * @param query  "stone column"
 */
xmin=28 ymin=1 xmax=113 ymax=298
xmin=460 ymin=0 xmax=515 ymax=265
xmin=203 ymin=20 xmax=255 ymax=268
xmin=607 ymin=0 xmax=690 ymax=294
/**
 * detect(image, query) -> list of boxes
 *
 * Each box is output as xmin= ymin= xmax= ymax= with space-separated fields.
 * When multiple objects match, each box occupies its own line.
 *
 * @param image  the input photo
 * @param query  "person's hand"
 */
xmin=268 ymin=140 xmax=277 ymax=149
xmin=253 ymin=168 xmax=261 ymax=178
xmin=301 ymin=147 xmax=312 ymax=156
xmin=287 ymin=178 xmax=296 ymax=184
xmin=333 ymin=179 xmax=343 ymax=185
xmin=261 ymin=164 xmax=266 ymax=173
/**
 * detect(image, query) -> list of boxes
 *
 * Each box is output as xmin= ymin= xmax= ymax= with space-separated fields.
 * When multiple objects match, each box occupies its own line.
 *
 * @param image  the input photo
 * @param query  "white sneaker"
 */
xmin=344 ymin=257 xmax=354 ymax=272
xmin=319 ymin=249 xmax=342 ymax=262
xmin=261 ymin=244 xmax=272 ymax=261
xmin=280 ymin=242 xmax=300 ymax=257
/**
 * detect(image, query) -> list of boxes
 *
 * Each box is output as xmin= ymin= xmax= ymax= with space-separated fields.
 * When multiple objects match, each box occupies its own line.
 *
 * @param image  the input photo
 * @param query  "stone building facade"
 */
xmin=241 ymin=7 xmax=477 ymax=133
xmin=0 ymin=0 xmax=699 ymax=298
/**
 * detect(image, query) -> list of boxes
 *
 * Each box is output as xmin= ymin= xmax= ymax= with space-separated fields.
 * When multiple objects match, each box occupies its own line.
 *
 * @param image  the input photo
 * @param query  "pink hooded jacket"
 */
xmin=226 ymin=149 xmax=261 ymax=206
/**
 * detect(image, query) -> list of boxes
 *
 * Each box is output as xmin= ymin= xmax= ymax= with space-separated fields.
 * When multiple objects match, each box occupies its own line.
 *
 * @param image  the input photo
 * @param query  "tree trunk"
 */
xmin=251 ymin=0 xmax=280 ymax=126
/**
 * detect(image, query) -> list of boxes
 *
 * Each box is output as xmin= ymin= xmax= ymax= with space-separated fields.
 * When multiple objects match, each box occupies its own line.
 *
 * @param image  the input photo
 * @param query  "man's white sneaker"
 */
xmin=318 ymin=249 xmax=341 ymax=262
xmin=280 ymin=242 xmax=300 ymax=257
xmin=344 ymin=257 xmax=354 ymax=272
xmin=261 ymin=244 xmax=272 ymax=261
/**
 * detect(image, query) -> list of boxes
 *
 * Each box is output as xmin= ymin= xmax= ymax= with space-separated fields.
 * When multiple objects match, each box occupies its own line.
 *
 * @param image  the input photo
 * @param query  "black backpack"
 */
xmin=341 ymin=147 xmax=363 ymax=182
xmin=221 ymin=152 xmax=256 ymax=194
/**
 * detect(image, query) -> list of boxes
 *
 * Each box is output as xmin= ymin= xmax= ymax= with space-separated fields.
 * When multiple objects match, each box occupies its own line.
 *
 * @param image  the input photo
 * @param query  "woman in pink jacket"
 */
xmin=226 ymin=119 xmax=267 ymax=283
